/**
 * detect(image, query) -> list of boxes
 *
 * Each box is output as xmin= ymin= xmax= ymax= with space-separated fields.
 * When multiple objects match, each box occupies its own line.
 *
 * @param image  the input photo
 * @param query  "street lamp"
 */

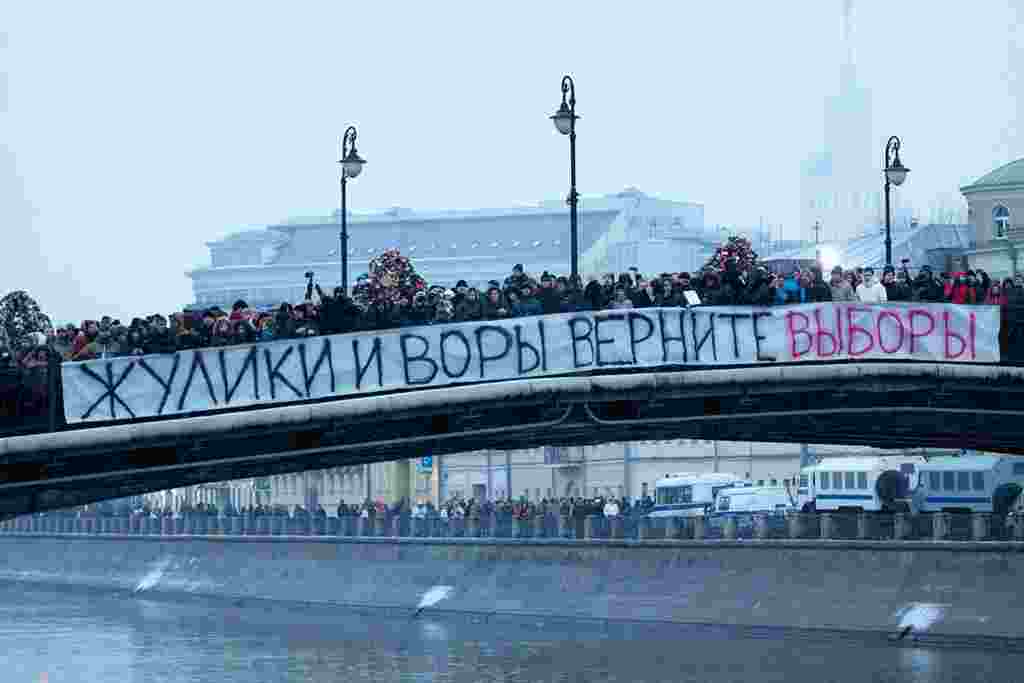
xmin=338 ymin=125 xmax=366 ymax=292
xmin=551 ymin=75 xmax=579 ymax=281
xmin=883 ymin=136 xmax=909 ymax=268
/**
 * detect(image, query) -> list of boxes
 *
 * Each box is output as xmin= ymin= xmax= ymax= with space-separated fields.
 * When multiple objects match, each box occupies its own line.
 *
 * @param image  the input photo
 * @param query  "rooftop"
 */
xmin=272 ymin=190 xmax=665 ymax=229
xmin=961 ymin=158 xmax=1024 ymax=194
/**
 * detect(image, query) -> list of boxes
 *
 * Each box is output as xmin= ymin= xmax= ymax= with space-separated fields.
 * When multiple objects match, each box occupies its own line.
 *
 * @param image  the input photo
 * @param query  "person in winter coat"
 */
xmin=481 ymin=287 xmax=510 ymax=319
xmin=455 ymin=288 xmax=484 ymax=321
xmin=828 ymin=266 xmax=857 ymax=302
xmin=608 ymin=285 xmax=634 ymax=309
xmin=805 ymin=267 xmax=833 ymax=303
xmin=856 ymin=267 xmax=888 ymax=303
xmin=985 ymin=282 xmax=1008 ymax=306
xmin=536 ymin=273 xmax=562 ymax=315
xmin=583 ymin=278 xmax=606 ymax=310
xmin=912 ymin=266 xmax=945 ymax=302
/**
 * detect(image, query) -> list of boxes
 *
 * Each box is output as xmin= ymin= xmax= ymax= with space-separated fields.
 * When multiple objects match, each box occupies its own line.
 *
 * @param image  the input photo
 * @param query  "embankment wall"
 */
xmin=1 ymin=535 xmax=1022 ymax=639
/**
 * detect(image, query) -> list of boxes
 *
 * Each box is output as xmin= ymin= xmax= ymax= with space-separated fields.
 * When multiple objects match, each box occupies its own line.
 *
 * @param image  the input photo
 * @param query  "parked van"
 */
xmin=912 ymin=455 xmax=1024 ymax=514
xmin=714 ymin=486 xmax=794 ymax=516
xmin=801 ymin=456 xmax=926 ymax=513
xmin=648 ymin=472 xmax=749 ymax=518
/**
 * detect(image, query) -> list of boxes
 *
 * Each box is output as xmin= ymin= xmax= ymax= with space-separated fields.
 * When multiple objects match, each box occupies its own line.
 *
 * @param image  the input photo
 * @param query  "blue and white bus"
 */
xmin=800 ymin=456 xmax=927 ymax=513
xmin=649 ymin=472 xmax=749 ymax=518
xmin=912 ymin=455 xmax=1024 ymax=514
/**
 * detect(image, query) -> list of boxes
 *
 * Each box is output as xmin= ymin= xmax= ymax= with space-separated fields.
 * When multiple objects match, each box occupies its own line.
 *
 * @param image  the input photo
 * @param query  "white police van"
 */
xmin=648 ymin=472 xmax=749 ymax=518
xmin=912 ymin=454 xmax=1024 ymax=514
xmin=800 ymin=456 xmax=927 ymax=513
xmin=714 ymin=486 xmax=794 ymax=516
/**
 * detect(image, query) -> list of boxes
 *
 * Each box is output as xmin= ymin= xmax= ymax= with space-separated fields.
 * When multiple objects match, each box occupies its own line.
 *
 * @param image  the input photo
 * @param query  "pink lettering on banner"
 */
xmin=846 ymin=306 xmax=875 ymax=357
xmin=876 ymin=311 xmax=906 ymax=354
xmin=813 ymin=308 xmax=840 ymax=357
xmin=942 ymin=310 xmax=977 ymax=360
xmin=786 ymin=310 xmax=813 ymax=359
xmin=908 ymin=309 xmax=936 ymax=354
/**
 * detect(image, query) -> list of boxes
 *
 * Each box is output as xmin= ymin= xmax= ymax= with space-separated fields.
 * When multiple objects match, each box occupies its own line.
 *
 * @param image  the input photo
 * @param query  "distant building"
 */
xmin=961 ymin=158 xmax=1024 ymax=278
xmin=187 ymin=188 xmax=713 ymax=309
xmin=799 ymin=0 xmax=913 ymax=243
xmin=143 ymin=440 xmax=951 ymax=514
xmin=763 ymin=222 xmax=974 ymax=274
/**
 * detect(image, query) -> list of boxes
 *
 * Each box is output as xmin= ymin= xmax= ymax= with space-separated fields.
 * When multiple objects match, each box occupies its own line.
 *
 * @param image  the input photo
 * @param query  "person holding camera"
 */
xmin=315 ymin=281 xmax=362 ymax=334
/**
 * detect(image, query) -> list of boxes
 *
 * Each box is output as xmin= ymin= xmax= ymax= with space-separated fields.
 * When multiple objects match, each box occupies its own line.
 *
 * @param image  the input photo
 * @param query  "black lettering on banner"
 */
xmin=177 ymin=351 xmax=219 ymax=411
xmin=400 ymin=333 xmax=438 ymax=385
xmin=595 ymin=314 xmax=629 ymax=366
xmin=658 ymin=309 xmax=687 ymax=363
xmin=264 ymin=346 xmax=303 ymax=400
xmin=514 ymin=324 xmax=541 ymax=374
xmin=219 ymin=346 xmax=260 ymax=404
xmin=440 ymin=330 xmax=472 ymax=379
xmin=474 ymin=325 xmax=513 ymax=378
xmin=352 ymin=337 xmax=384 ymax=390
xmin=80 ymin=361 xmax=137 ymax=420
xmin=627 ymin=312 xmax=655 ymax=364
xmin=717 ymin=313 xmax=751 ymax=360
xmin=298 ymin=338 xmax=335 ymax=397
xmin=568 ymin=317 xmax=594 ymax=368
xmin=752 ymin=312 xmax=773 ymax=360
xmin=690 ymin=311 xmax=718 ymax=362
xmin=137 ymin=354 xmax=181 ymax=415
xmin=538 ymin=319 xmax=548 ymax=372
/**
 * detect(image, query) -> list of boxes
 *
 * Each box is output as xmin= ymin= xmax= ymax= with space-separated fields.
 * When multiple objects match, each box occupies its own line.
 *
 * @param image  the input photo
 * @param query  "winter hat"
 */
xmin=513 ymin=264 xmax=524 ymax=273
xmin=883 ymin=265 xmax=895 ymax=274
xmin=831 ymin=265 xmax=843 ymax=275
xmin=455 ymin=280 xmax=468 ymax=288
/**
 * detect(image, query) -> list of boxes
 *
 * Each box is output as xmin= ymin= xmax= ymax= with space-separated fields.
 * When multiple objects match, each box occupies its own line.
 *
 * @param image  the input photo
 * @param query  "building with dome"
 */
xmin=961 ymin=158 xmax=1024 ymax=278
xmin=187 ymin=189 xmax=714 ymax=309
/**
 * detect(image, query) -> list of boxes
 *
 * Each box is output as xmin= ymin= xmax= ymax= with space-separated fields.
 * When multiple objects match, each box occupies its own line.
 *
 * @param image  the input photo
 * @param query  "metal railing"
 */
xmin=2 ymin=510 xmax=1021 ymax=543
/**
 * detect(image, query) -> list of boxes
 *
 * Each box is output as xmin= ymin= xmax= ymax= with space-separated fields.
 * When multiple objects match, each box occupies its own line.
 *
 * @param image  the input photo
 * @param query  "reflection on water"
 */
xmin=0 ymin=582 xmax=1021 ymax=682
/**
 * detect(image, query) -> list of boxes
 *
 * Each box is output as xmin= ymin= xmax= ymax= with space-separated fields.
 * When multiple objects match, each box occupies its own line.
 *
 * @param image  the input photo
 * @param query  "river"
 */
xmin=0 ymin=581 xmax=1021 ymax=682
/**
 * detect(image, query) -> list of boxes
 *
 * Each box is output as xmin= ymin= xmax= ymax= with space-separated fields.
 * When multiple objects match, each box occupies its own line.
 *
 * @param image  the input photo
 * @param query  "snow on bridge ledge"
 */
xmin=2 ymin=361 xmax=1023 ymax=459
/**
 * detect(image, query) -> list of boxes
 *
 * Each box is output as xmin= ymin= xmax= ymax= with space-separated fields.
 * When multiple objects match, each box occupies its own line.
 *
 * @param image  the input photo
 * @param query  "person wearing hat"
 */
xmin=537 ymin=271 xmax=561 ymax=314
xmin=828 ymin=265 xmax=857 ymax=302
xmin=482 ymin=285 xmax=509 ymax=319
xmin=912 ymin=265 xmax=944 ymax=302
xmin=504 ymin=264 xmax=530 ymax=291
xmin=452 ymin=280 xmax=469 ymax=308
xmin=856 ymin=267 xmax=887 ymax=304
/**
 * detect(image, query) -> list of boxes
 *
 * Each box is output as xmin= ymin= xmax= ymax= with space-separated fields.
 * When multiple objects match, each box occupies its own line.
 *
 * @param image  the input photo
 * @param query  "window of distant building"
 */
xmin=994 ymin=205 xmax=1011 ymax=239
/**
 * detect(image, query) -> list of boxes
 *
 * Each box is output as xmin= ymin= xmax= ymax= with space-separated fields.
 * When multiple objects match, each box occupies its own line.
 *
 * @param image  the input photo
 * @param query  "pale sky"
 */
xmin=2 ymin=1 xmax=1022 ymax=323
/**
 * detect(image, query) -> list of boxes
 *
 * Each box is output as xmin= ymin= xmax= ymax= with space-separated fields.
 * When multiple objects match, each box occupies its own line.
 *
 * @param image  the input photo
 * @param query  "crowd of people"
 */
xmin=10 ymin=260 xmax=1024 ymax=367
xmin=36 ymin=494 xmax=659 ymax=525
xmin=3 ymin=254 xmax=1023 ymax=430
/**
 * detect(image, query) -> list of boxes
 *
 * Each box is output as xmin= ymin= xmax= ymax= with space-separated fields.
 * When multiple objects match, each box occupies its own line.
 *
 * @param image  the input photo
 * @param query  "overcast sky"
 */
xmin=2 ymin=1 xmax=1022 ymax=323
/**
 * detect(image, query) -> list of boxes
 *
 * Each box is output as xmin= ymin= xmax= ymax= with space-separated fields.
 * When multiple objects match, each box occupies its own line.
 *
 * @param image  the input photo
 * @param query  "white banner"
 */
xmin=60 ymin=303 xmax=1000 ymax=424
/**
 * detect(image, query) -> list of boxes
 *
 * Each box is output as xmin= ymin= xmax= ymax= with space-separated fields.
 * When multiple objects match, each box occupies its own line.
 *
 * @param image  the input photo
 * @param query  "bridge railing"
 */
xmin=2 ymin=510 xmax=1022 ymax=543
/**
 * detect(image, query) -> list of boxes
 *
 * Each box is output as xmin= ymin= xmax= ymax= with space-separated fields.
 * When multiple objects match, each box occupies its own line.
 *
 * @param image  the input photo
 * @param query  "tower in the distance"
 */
xmin=800 ymin=0 xmax=880 ymax=244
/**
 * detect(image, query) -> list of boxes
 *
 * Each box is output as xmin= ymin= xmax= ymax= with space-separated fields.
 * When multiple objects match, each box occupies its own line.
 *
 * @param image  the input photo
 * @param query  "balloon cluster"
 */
xmin=361 ymin=249 xmax=426 ymax=307
xmin=0 ymin=290 xmax=53 ymax=352
xmin=704 ymin=235 xmax=759 ymax=274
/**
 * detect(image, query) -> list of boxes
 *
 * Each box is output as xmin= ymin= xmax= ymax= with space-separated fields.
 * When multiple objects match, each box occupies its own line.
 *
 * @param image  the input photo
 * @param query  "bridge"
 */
xmin=3 ymin=359 xmax=1024 ymax=518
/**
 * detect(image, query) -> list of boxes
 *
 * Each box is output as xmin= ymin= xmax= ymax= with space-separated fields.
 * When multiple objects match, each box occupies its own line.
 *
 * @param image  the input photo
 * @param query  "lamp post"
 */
xmin=883 ymin=136 xmax=909 ymax=268
xmin=813 ymin=220 xmax=822 ymax=269
xmin=338 ymin=126 xmax=366 ymax=292
xmin=550 ymin=75 xmax=579 ymax=281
